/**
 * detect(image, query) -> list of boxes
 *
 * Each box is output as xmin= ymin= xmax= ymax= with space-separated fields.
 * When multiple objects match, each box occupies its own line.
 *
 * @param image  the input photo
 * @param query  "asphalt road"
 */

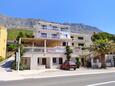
xmin=1 ymin=73 xmax=115 ymax=86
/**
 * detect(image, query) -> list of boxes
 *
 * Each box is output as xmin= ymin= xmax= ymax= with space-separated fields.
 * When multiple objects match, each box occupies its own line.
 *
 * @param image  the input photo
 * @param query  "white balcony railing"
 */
xmin=39 ymin=35 xmax=60 ymax=39
xmin=24 ymin=47 xmax=44 ymax=53
xmin=51 ymin=36 xmax=60 ymax=39
xmin=24 ymin=47 xmax=65 ymax=54
xmin=47 ymin=47 xmax=65 ymax=53
xmin=24 ymin=47 xmax=83 ymax=55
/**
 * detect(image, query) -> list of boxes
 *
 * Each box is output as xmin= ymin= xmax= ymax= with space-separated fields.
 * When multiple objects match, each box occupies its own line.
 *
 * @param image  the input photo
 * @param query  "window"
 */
xmin=78 ymin=37 xmax=84 ymax=40
xmin=71 ymin=36 xmax=74 ymax=38
xmin=52 ymin=34 xmax=57 ymax=36
xmin=78 ymin=43 xmax=84 ymax=47
xmin=42 ymin=58 xmax=46 ymax=65
xmin=52 ymin=26 xmax=58 ymax=30
xmin=63 ymin=42 xmax=66 ymax=46
xmin=52 ymin=34 xmax=58 ymax=38
xmin=59 ymin=58 xmax=63 ymax=64
xmin=106 ymin=59 xmax=111 ymax=63
xmin=53 ymin=58 xmax=56 ymax=64
xmin=41 ymin=33 xmax=47 ymax=38
xmin=61 ymin=28 xmax=68 ymax=32
xmin=42 ymin=25 xmax=47 ymax=29
xmin=72 ymin=43 xmax=74 ymax=46
xmin=65 ymin=34 xmax=68 ymax=38
xmin=41 ymin=33 xmax=47 ymax=35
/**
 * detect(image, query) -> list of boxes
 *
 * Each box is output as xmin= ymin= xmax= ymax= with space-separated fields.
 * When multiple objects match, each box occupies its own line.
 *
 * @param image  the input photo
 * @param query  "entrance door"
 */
xmin=42 ymin=58 xmax=46 ymax=65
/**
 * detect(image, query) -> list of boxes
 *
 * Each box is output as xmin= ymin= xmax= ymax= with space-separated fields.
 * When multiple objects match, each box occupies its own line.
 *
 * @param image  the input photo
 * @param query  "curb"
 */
xmin=1 ymin=70 xmax=115 ymax=81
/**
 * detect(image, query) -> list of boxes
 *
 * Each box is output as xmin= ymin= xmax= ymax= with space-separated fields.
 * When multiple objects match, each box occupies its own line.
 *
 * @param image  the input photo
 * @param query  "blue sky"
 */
xmin=0 ymin=0 xmax=115 ymax=34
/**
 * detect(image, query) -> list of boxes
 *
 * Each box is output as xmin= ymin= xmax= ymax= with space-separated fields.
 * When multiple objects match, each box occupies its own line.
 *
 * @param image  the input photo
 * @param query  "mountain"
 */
xmin=64 ymin=23 xmax=102 ymax=34
xmin=0 ymin=14 xmax=102 ymax=34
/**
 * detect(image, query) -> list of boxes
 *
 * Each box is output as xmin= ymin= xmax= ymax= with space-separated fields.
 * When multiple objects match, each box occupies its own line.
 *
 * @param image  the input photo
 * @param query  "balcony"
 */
xmin=24 ymin=47 xmax=65 ymax=54
xmin=24 ymin=47 xmax=44 ymax=53
xmin=39 ymin=34 xmax=60 ymax=39
xmin=47 ymin=47 xmax=65 ymax=53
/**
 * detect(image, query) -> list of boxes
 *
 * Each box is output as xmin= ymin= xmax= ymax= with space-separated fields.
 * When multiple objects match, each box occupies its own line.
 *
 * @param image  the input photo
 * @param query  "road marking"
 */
xmin=87 ymin=81 xmax=115 ymax=86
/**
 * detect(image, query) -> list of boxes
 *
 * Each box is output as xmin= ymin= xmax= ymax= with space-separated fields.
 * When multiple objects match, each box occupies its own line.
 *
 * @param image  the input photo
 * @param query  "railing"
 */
xmin=51 ymin=36 xmax=60 ymax=39
xmin=39 ymin=35 xmax=60 ymax=39
xmin=40 ymin=35 xmax=47 ymax=38
xmin=24 ymin=47 xmax=44 ymax=53
xmin=41 ymin=27 xmax=60 ymax=31
xmin=24 ymin=47 xmax=84 ymax=55
xmin=24 ymin=47 xmax=65 ymax=54
xmin=47 ymin=47 xmax=65 ymax=53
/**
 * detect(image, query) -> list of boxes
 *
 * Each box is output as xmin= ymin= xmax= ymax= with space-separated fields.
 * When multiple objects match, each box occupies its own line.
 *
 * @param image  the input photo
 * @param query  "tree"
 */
xmin=65 ymin=46 xmax=73 ymax=61
xmin=90 ymin=32 xmax=115 ymax=68
xmin=16 ymin=32 xmax=24 ymax=41
xmin=90 ymin=39 xmax=112 ymax=68
xmin=25 ymin=33 xmax=34 ymax=38
xmin=92 ymin=32 xmax=115 ymax=42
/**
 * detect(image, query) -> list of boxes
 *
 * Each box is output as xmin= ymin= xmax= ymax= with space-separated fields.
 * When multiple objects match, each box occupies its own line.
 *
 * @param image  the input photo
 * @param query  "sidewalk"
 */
xmin=0 ymin=67 xmax=115 ymax=81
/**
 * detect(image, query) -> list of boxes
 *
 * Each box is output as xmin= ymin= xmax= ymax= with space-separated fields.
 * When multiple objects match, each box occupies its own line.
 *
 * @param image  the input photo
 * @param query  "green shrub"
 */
xmin=11 ymin=61 xmax=16 ymax=70
xmin=0 ymin=56 xmax=4 ymax=62
xmin=11 ymin=61 xmax=29 ymax=70
xmin=7 ymin=44 xmax=17 ymax=51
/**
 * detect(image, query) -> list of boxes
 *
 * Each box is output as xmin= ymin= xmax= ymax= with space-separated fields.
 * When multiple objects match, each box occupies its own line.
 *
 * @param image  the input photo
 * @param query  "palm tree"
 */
xmin=90 ymin=39 xmax=113 ymax=68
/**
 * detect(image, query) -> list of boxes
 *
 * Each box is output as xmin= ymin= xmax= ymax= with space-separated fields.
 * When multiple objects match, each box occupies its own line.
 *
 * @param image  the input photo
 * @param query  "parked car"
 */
xmin=60 ymin=60 xmax=77 ymax=70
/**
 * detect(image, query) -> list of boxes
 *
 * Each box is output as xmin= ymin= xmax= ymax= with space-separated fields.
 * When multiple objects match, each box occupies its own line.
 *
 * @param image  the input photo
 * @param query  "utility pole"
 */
xmin=16 ymin=38 xmax=21 ymax=71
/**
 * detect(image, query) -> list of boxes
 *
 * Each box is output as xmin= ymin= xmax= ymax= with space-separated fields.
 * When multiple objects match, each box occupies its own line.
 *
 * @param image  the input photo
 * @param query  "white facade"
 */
xmin=22 ymin=21 xmax=92 ymax=70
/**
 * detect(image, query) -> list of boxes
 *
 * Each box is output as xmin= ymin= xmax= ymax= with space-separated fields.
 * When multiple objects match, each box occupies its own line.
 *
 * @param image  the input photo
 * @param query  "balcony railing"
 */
xmin=47 ymin=47 xmax=65 ymax=53
xmin=24 ymin=47 xmax=65 ymax=54
xmin=39 ymin=35 xmax=60 ymax=39
xmin=41 ymin=26 xmax=60 ymax=31
xmin=51 ymin=36 xmax=60 ymax=39
xmin=24 ymin=47 xmax=44 ymax=53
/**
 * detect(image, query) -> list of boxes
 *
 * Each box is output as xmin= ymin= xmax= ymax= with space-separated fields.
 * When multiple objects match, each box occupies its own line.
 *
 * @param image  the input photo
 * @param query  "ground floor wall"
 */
xmin=22 ymin=56 xmax=67 ymax=70
xmin=89 ymin=54 xmax=115 ymax=68
xmin=22 ymin=52 xmax=82 ymax=70
xmin=22 ymin=56 xmax=86 ymax=70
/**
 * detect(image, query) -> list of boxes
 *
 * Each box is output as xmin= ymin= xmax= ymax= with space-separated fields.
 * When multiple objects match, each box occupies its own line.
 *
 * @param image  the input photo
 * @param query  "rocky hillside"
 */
xmin=64 ymin=23 xmax=102 ymax=34
xmin=0 ymin=14 xmax=102 ymax=34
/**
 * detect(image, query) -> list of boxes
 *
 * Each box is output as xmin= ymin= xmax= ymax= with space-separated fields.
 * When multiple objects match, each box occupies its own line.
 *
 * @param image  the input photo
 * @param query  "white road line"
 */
xmin=87 ymin=81 xmax=115 ymax=86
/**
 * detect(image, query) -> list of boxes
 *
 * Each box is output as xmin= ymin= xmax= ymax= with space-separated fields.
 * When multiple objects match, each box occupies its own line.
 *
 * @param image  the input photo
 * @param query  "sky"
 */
xmin=0 ymin=0 xmax=115 ymax=34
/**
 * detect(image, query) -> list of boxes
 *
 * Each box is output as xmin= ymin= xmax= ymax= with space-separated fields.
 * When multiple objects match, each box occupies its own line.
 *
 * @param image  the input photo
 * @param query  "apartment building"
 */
xmin=21 ymin=21 xmax=92 ymax=70
xmin=0 ymin=26 xmax=7 ymax=58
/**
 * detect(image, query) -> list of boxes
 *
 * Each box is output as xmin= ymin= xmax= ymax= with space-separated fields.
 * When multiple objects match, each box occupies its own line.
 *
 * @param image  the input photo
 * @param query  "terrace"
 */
xmin=21 ymin=38 xmax=71 ymax=54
